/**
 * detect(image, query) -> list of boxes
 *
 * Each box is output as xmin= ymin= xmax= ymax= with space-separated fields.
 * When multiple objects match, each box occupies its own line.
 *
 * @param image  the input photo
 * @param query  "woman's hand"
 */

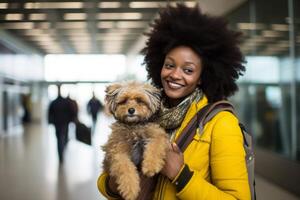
xmin=161 ymin=143 xmax=184 ymax=180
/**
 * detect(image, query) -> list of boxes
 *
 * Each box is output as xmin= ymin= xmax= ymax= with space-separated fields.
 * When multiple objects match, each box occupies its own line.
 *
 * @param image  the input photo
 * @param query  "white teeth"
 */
xmin=168 ymin=81 xmax=182 ymax=89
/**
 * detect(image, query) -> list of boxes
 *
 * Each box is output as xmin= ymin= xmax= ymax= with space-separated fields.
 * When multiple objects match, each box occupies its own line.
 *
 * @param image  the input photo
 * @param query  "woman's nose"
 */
xmin=169 ymin=68 xmax=181 ymax=79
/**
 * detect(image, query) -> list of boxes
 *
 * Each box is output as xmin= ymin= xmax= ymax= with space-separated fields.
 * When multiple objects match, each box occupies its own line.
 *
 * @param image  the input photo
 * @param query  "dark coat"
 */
xmin=87 ymin=98 xmax=103 ymax=118
xmin=48 ymin=96 xmax=73 ymax=126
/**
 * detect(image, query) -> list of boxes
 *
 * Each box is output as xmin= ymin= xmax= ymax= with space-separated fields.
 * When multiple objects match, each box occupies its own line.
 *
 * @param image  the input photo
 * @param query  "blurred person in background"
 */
xmin=66 ymin=94 xmax=79 ymax=123
xmin=48 ymin=85 xmax=73 ymax=164
xmin=21 ymin=93 xmax=32 ymax=124
xmin=87 ymin=91 xmax=103 ymax=133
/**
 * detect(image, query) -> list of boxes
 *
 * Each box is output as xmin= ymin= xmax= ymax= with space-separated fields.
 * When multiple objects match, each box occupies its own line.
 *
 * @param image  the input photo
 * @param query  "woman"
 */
xmin=98 ymin=3 xmax=250 ymax=200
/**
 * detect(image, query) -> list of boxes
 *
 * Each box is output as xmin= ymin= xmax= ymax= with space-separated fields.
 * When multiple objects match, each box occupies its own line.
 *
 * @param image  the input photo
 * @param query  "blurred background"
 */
xmin=0 ymin=0 xmax=299 ymax=199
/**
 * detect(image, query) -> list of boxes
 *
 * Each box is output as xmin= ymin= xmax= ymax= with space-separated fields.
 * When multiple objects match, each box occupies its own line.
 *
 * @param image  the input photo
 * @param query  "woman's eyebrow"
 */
xmin=165 ymin=56 xmax=175 ymax=62
xmin=184 ymin=61 xmax=197 ymax=66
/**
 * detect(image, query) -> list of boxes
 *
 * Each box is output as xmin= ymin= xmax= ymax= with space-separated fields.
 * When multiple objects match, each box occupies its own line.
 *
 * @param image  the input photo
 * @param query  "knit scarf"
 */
xmin=158 ymin=88 xmax=203 ymax=134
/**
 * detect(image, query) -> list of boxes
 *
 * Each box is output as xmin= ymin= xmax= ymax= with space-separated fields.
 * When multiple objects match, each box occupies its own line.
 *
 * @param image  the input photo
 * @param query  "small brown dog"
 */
xmin=102 ymin=81 xmax=169 ymax=200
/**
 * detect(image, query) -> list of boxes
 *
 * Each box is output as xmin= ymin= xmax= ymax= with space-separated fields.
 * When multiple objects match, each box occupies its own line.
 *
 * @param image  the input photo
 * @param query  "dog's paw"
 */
xmin=142 ymin=158 xmax=163 ymax=177
xmin=117 ymin=172 xmax=140 ymax=200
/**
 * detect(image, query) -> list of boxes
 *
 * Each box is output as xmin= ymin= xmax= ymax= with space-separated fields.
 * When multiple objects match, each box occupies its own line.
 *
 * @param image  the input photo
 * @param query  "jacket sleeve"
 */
xmin=176 ymin=112 xmax=251 ymax=200
xmin=97 ymin=172 xmax=120 ymax=200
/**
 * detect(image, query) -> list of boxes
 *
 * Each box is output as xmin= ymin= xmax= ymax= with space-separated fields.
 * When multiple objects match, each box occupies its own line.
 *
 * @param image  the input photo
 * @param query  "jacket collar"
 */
xmin=174 ymin=95 xmax=208 ymax=141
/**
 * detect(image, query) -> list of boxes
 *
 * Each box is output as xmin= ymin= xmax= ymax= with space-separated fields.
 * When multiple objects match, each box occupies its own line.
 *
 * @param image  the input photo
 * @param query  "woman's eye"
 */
xmin=164 ymin=63 xmax=174 ymax=68
xmin=184 ymin=68 xmax=194 ymax=74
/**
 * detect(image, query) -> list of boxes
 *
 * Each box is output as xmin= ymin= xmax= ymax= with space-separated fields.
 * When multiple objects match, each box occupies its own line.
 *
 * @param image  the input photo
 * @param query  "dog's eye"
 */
xmin=136 ymin=98 xmax=144 ymax=104
xmin=117 ymin=99 xmax=127 ymax=105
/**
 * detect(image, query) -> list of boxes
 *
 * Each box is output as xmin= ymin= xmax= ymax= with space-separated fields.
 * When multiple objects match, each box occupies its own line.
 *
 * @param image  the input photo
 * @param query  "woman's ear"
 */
xmin=197 ymin=79 xmax=201 ymax=86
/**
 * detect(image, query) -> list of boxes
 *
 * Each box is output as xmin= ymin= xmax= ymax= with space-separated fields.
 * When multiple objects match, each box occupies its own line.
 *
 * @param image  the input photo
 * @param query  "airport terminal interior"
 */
xmin=0 ymin=0 xmax=300 ymax=199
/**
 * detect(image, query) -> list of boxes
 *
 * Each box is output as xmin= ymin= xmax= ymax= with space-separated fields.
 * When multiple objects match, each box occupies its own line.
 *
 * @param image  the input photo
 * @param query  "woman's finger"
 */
xmin=171 ymin=143 xmax=182 ymax=154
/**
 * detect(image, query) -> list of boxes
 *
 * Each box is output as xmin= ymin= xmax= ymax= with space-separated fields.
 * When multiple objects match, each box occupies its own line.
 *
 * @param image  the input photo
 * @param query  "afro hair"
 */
xmin=141 ymin=3 xmax=245 ymax=103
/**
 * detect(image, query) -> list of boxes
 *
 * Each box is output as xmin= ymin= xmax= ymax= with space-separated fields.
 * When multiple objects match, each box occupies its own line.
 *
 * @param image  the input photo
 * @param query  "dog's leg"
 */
xmin=142 ymin=125 xmax=169 ymax=177
xmin=110 ymin=151 xmax=140 ymax=200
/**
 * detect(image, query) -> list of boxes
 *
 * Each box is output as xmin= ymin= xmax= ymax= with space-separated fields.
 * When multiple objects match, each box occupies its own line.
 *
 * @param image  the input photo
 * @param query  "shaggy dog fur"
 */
xmin=102 ymin=81 xmax=169 ymax=200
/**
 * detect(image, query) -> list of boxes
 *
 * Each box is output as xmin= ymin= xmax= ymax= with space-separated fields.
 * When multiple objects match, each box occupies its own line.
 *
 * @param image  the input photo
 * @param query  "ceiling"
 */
xmin=0 ymin=0 xmax=199 ymax=55
xmin=0 ymin=0 xmax=250 ymax=55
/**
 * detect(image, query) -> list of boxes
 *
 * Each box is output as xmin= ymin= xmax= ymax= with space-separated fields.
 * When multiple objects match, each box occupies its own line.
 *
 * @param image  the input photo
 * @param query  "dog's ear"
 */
xmin=143 ymin=84 xmax=161 ymax=113
xmin=105 ymin=83 xmax=122 ymax=114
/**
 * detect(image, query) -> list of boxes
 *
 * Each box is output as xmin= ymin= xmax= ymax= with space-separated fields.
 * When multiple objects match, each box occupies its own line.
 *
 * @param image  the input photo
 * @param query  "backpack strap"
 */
xmin=176 ymin=100 xmax=235 ymax=152
xmin=176 ymin=103 xmax=210 ymax=152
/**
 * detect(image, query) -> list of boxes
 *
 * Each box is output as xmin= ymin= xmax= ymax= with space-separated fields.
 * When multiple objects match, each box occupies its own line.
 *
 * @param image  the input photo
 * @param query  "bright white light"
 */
xmin=0 ymin=3 xmax=8 ymax=9
xmin=64 ymin=13 xmax=87 ymax=20
xmin=98 ymin=2 xmax=121 ymax=8
xmin=6 ymin=13 xmax=23 ymax=20
xmin=25 ymin=2 xmax=83 ymax=9
xmin=98 ymin=13 xmax=142 ymax=20
xmin=129 ymin=2 xmax=164 ymax=8
xmin=240 ymin=56 xmax=279 ymax=83
xmin=29 ymin=13 xmax=47 ymax=20
xmin=45 ymin=54 xmax=126 ymax=82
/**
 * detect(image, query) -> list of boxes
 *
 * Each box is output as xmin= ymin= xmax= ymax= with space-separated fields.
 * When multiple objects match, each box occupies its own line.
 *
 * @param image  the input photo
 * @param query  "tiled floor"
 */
xmin=0 ymin=112 xmax=299 ymax=200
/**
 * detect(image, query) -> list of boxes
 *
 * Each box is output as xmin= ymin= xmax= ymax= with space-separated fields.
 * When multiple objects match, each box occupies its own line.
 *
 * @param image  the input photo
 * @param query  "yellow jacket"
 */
xmin=97 ymin=96 xmax=251 ymax=200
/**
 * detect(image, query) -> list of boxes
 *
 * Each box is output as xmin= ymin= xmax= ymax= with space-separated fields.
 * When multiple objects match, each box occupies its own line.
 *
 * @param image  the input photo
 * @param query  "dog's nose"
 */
xmin=128 ymin=108 xmax=135 ymax=115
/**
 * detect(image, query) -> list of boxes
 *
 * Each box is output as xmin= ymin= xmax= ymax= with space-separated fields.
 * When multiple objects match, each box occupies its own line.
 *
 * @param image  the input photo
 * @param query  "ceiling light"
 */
xmin=98 ymin=13 xmax=142 ymax=20
xmin=262 ymin=30 xmax=283 ymax=37
xmin=129 ymin=2 xmax=163 ymax=8
xmin=271 ymin=24 xmax=289 ymax=31
xmin=0 ymin=3 xmax=8 ymax=9
xmin=237 ymin=23 xmax=266 ymax=30
xmin=29 ymin=13 xmax=47 ymax=20
xmin=6 ymin=13 xmax=23 ymax=20
xmin=116 ymin=21 xmax=145 ymax=28
xmin=184 ymin=2 xmax=197 ymax=7
xmin=97 ymin=22 xmax=115 ymax=29
xmin=98 ymin=2 xmax=121 ymax=8
xmin=169 ymin=1 xmax=196 ymax=7
xmin=64 ymin=13 xmax=87 ymax=20
xmin=25 ymin=2 xmax=83 ymax=9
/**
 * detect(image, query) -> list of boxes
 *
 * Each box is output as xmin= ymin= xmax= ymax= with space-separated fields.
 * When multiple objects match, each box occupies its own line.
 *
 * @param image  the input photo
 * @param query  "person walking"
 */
xmin=87 ymin=92 xmax=103 ymax=133
xmin=48 ymin=85 xmax=73 ymax=164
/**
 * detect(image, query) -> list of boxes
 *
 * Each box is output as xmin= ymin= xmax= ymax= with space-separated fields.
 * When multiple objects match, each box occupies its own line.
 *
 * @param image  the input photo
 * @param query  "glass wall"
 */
xmin=227 ymin=0 xmax=299 ymax=161
xmin=294 ymin=0 xmax=300 ymax=161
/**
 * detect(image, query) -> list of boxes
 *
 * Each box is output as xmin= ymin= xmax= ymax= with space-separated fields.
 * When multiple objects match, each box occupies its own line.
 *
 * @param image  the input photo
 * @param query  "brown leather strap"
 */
xmin=176 ymin=100 xmax=235 ymax=152
xmin=176 ymin=103 xmax=210 ymax=152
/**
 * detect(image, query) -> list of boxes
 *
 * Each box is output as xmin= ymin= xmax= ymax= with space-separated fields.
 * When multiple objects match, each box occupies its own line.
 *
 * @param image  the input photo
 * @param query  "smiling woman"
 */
xmin=98 ymin=3 xmax=251 ymax=200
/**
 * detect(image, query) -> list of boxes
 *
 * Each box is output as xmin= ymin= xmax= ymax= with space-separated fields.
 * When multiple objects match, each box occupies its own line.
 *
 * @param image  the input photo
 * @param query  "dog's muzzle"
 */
xmin=128 ymin=108 xmax=135 ymax=115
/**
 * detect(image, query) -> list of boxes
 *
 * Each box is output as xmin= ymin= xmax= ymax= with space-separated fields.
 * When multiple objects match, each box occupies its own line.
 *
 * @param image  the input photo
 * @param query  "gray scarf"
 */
xmin=158 ymin=88 xmax=203 ymax=134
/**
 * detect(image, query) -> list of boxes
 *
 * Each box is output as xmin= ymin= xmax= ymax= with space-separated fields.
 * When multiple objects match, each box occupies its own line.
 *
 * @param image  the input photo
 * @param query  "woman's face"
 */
xmin=161 ymin=46 xmax=202 ymax=106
